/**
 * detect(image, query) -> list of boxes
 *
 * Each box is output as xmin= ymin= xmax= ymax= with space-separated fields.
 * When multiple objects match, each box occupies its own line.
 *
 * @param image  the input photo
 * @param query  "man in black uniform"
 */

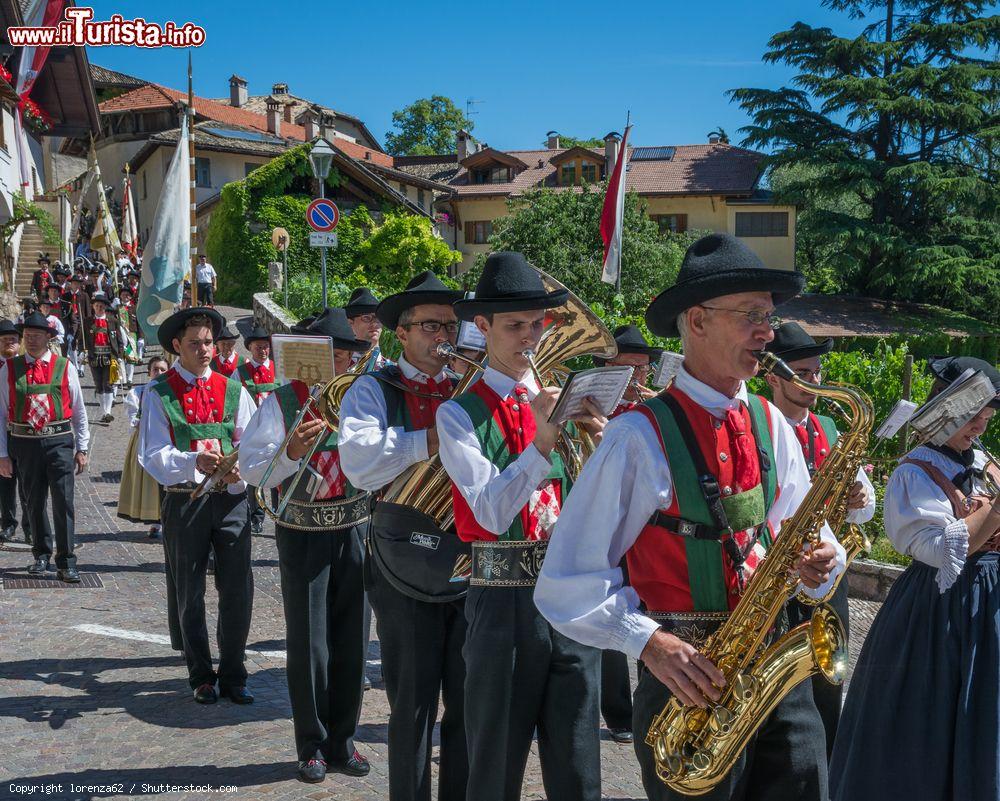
xmin=85 ymin=292 xmax=122 ymax=423
xmin=0 ymin=319 xmax=32 ymax=546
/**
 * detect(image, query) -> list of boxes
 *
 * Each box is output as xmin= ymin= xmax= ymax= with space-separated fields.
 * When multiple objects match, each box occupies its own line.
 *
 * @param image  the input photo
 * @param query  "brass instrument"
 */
xmin=646 ymin=350 xmax=873 ymax=795
xmin=973 ymin=438 xmax=1000 ymax=497
xmin=191 ymin=449 xmax=241 ymax=499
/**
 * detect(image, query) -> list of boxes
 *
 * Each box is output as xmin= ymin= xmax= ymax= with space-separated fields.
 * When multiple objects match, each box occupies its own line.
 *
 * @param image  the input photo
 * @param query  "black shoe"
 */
xmin=0 ymin=525 xmax=14 ymax=543
xmin=297 ymin=759 xmax=326 ymax=784
xmin=220 ymin=685 xmax=254 ymax=704
xmin=193 ymin=683 xmax=218 ymax=704
xmin=206 ymin=557 xmax=215 ymax=576
xmin=251 ymin=519 xmax=263 ymax=534
xmin=608 ymin=727 xmax=634 ymax=744
xmin=57 ymin=568 xmax=81 ymax=583
xmin=148 ymin=526 xmax=161 ymax=539
xmin=329 ymin=750 xmax=370 ymax=777
xmin=27 ymin=556 xmax=49 ymax=575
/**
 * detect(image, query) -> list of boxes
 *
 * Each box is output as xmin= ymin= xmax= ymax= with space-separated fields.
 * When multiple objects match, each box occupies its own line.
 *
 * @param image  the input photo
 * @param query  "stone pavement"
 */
xmin=0 ymin=305 xmax=882 ymax=801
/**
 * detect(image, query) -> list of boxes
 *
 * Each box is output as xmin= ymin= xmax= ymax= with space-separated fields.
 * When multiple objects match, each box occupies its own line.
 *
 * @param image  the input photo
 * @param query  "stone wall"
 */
xmin=252 ymin=291 xmax=296 ymax=334
xmin=846 ymin=559 xmax=904 ymax=602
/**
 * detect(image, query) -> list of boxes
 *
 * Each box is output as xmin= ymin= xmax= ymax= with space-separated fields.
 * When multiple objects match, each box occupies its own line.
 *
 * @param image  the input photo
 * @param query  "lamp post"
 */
xmin=308 ymin=138 xmax=334 ymax=307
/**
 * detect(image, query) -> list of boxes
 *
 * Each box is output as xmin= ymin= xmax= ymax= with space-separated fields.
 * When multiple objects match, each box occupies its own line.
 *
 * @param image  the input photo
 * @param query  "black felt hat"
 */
xmin=344 ymin=287 xmax=381 ymax=318
xmin=764 ymin=322 xmax=833 ymax=363
xmin=0 ymin=319 xmax=19 ymax=337
xmin=645 ymin=234 xmax=805 ymax=337
xmin=305 ymin=307 xmax=371 ymax=352
xmin=37 ymin=255 xmax=50 ymax=265
xmin=91 ymin=292 xmax=110 ymax=306
xmin=216 ymin=323 xmax=238 ymax=341
xmin=16 ymin=311 xmax=55 ymax=336
xmin=290 ymin=314 xmax=317 ymax=335
xmin=376 ymin=271 xmax=463 ymax=329
xmin=53 ymin=265 xmax=70 ymax=278
xmin=453 ymin=252 xmax=567 ymax=321
xmin=929 ymin=356 xmax=1000 ymax=409
xmin=243 ymin=326 xmax=271 ymax=348
xmin=594 ymin=324 xmax=662 ymax=366
xmin=157 ymin=307 xmax=224 ymax=355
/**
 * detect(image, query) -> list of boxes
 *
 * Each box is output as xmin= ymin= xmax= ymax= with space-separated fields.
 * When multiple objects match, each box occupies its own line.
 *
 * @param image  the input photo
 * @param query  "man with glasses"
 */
xmin=345 ymin=287 xmax=388 ymax=370
xmin=762 ymin=321 xmax=874 ymax=760
xmin=340 ymin=271 xmax=469 ymax=801
xmin=535 ymin=234 xmax=845 ymax=801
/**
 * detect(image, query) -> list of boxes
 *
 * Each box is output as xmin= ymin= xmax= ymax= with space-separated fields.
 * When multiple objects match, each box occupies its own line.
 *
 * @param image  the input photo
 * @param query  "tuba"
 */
xmin=646 ymin=350 xmax=873 ymax=795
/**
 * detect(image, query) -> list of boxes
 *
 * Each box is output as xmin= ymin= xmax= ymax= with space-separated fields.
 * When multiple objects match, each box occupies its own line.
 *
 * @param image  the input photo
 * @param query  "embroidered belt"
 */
xmin=470 ymin=539 xmax=548 ymax=587
xmin=90 ymin=346 xmax=112 ymax=367
xmin=8 ymin=420 xmax=72 ymax=438
xmin=646 ymin=607 xmax=789 ymax=650
xmin=164 ymin=481 xmax=230 ymax=495
xmin=278 ymin=492 xmax=371 ymax=532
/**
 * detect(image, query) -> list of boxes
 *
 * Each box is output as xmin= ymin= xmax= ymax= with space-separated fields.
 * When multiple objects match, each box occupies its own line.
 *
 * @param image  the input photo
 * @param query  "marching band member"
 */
xmin=234 ymin=327 xmax=279 ymax=535
xmin=0 ymin=319 xmax=31 ymax=546
xmin=138 ymin=308 xmax=256 ymax=705
xmin=62 ymin=273 xmax=90 ymax=376
xmin=209 ymin=324 xmax=243 ymax=377
xmin=437 ymin=252 xmax=607 ymax=801
xmin=36 ymin=297 xmax=65 ymax=356
xmin=345 ymin=287 xmax=386 ymax=370
xmin=0 ymin=311 xmax=90 ymax=583
xmin=762 ymin=322 xmax=875 ymax=757
xmin=830 ymin=357 xmax=1000 ymax=801
xmin=85 ymin=292 xmax=122 ymax=424
xmin=30 ymin=255 xmax=53 ymax=299
xmin=239 ymin=308 xmax=373 ymax=784
xmin=339 ymin=272 xmax=469 ymax=801
xmin=534 ymin=234 xmax=845 ymax=801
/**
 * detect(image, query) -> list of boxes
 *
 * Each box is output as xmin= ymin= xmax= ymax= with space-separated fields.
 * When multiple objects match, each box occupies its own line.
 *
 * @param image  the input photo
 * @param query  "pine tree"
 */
xmin=731 ymin=1 xmax=1000 ymax=322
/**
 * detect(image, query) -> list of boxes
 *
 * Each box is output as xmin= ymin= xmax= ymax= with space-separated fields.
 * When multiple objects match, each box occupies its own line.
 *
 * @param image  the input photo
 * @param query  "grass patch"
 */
xmin=864 ymin=535 xmax=911 ymax=567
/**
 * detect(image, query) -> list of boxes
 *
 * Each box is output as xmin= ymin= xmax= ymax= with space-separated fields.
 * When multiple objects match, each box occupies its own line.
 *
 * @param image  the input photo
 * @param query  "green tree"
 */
xmin=544 ymin=135 xmax=604 ymax=148
xmin=384 ymin=96 xmax=474 ymax=155
xmin=731 ymin=1 xmax=1000 ymax=322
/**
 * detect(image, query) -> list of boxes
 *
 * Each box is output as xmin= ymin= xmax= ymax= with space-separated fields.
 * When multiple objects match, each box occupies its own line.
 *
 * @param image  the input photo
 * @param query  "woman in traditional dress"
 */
xmin=830 ymin=356 xmax=1000 ymax=801
xmin=117 ymin=355 xmax=169 ymax=536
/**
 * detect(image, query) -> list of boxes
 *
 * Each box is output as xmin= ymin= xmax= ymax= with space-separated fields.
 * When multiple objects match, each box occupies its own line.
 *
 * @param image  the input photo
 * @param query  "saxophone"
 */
xmin=646 ymin=351 xmax=874 ymax=795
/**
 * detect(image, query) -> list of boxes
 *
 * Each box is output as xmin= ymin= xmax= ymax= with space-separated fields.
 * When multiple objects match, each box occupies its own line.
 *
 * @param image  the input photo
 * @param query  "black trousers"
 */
xmin=786 ymin=582 xmax=850 ymax=760
xmin=10 ymin=434 xmax=75 ymax=570
xmin=161 ymin=491 xmax=253 ymax=689
xmin=370 ymin=561 xmax=468 ymax=801
xmin=633 ymin=664 xmax=829 ymax=801
xmin=197 ymin=282 xmax=214 ymax=305
xmin=463 ymin=584 xmax=601 ymax=801
xmin=276 ymin=521 xmax=366 ymax=763
xmin=601 ymin=649 xmax=634 ymax=730
xmin=248 ymin=486 xmax=266 ymax=528
xmin=90 ymin=362 xmax=113 ymax=394
xmin=0 ymin=461 xmax=31 ymax=540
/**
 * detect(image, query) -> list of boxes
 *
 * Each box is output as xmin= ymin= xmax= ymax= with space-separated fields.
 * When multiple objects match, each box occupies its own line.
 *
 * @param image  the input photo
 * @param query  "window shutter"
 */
xmin=465 ymin=221 xmax=474 ymax=244
xmin=677 ymin=214 xmax=688 ymax=233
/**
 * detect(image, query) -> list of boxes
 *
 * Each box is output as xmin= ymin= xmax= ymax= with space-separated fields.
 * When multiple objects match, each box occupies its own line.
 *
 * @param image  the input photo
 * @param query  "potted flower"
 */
xmin=18 ymin=96 xmax=51 ymax=134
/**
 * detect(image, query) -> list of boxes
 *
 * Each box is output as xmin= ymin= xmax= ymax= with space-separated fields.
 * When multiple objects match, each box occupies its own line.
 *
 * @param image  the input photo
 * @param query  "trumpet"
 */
xmin=973 ymin=438 xmax=1000 ymax=497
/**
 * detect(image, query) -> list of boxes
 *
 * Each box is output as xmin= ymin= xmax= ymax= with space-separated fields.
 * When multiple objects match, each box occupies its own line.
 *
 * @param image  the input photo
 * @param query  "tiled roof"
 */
xmin=393 ymin=154 xmax=461 ymax=184
xmin=366 ymin=161 xmax=454 ymax=193
xmin=89 ymin=63 xmax=144 ymax=88
xmin=129 ymin=122 xmax=291 ymax=173
xmin=98 ymin=83 xmax=308 ymax=142
xmin=442 ymin=143 xmax=764 ymax=197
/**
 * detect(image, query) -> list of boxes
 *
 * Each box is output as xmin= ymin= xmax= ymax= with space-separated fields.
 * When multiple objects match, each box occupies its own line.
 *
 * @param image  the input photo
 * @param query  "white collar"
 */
xmin=248 ymin=358 xmax=270 ymax=369
xmin=24 ymin=350 xmax=52 ymax=365
xmin=673 ymin=363 xmax=748 ymax=418
xmin=397 ymin=354 xmax=447 ymax=383
xmin=906 ymin=444 xmax=988 ymax=471
xmin=482 ymin=365 xmax=540 ymax=400
xmin=783 ymin=409 xmax=810 ymax=427
xmin=173 ymin=363 xmax=212 ymax=383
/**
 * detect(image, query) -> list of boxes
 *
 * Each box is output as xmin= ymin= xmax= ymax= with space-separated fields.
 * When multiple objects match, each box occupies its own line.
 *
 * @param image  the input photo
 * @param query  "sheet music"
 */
xmin=549 ymin=365 xmax=634 ymax=425
xmin=653 ymin=351 xmax=684 ymax=388
xmin=909 ymin=369 xmax=997 ymax=445
xmin=272 ymin=333 xmax=336 ymax=386
xmin=456 ymin=319 xmax=486 ymax=352
xmin=873 ymin=399 xmax=918 ymax=440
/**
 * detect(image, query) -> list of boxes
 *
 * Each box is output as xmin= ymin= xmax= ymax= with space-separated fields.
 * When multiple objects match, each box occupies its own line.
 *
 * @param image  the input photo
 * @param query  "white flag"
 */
xmin=121 ymin=173 xmax=139 ymax=256
xmin=600 ymin=125 xmax=632 ymax=285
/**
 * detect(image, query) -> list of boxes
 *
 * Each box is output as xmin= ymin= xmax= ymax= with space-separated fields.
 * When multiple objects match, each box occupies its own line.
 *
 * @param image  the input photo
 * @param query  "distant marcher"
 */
xmin=196 ymin=255 xmax=217 ymax=307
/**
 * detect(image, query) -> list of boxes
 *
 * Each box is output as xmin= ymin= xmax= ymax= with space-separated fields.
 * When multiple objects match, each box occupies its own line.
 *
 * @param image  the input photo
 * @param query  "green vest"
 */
xmin=12 ymin=356 xmax=69 ymax=422
xmin=235 ymin=361 xmax=279 ymax=402
xmin=151 ymin=375 xmax=241 ymax=453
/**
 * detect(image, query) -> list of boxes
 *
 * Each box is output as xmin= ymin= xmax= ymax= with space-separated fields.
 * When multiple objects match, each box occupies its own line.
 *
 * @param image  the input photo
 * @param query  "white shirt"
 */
xmin=0 ymin=351 xmax=90 ymax=457
xmin=125 ymin=382 xmax=158 ymax=428
xmin=436 ymin=366 xmax=552 ymax=536
xmin=884 ymin=444 xmax=988 ymax=592
xmin=239 ymin=386 xmax=300 ymax=490
xmin=339 ymin=355 xmax=445 ymax=490
xmin=781 ymin=411 xmax=876 ymax=525
xmin=44 ymin=314 xmax=65 ymax=344
xmin=138 ymin=363 xmax=256 ymax=494
xmin=196 ymin=263 xmax=217 ymax=284
xmin=533 ymin=364 xmax=846 ymax=661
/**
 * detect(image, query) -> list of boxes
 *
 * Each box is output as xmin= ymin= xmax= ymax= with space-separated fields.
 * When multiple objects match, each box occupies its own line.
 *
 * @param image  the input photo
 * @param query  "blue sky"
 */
xmin=86 ymin=0 xmax=869 ymax=152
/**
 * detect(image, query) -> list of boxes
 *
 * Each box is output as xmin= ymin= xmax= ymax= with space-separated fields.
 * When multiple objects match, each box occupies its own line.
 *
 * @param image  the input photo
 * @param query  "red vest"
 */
xmin=609 ymin=400 xmax=639 ymax=419
xmin=159 ymin=368 xmax=234 ymax=451
xmin=92 ymin=317 xmax=109 ymax=346
xmin=210 ymin=351 xmax=243 ymax=378
xmin=7 ymin=355 xmax=72 ymax=423
xmin=793 ymin=411 xmax=835 ymax=473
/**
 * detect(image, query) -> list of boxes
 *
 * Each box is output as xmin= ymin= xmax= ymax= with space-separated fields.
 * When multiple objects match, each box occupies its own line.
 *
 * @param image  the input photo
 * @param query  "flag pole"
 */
xmin=188 ymin=51 xmax=198 ymax=308
xmin=615 ymin=110 xmax=631 ymax=295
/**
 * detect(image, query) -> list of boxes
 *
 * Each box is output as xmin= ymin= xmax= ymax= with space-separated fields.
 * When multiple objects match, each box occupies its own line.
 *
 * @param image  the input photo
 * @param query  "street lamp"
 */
xmin=308 ymin=138 xmax=335 ymax=305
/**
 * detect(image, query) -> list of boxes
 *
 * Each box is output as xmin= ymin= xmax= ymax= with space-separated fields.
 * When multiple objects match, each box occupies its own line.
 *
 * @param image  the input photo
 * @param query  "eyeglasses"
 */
xmin=354 ymin=313 xmax=380 ymax=324
xmin=404 ymin=320 xmax=459 ymax=334
xmin=698 ymin=305 xmax=782 ymax=330
xmin=794 ymin=368 xmax=823 ymax=381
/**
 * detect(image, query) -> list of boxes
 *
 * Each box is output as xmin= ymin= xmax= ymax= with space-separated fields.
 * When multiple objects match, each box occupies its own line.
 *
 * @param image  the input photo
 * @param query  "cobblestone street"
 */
xmin=0 ymin=307 xmax=883 ymax=801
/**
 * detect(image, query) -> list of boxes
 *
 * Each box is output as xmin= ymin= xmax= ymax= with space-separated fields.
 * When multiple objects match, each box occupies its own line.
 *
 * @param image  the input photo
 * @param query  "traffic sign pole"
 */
xmin=305 ymin=197 xmax=340 ymax=308
xmin=319 ymin=182 xmax=327 ymax=306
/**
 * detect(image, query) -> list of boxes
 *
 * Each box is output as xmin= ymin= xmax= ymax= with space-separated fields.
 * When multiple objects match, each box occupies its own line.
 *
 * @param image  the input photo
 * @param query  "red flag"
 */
xmin=600 ymin=125 xmax=631 ymax=285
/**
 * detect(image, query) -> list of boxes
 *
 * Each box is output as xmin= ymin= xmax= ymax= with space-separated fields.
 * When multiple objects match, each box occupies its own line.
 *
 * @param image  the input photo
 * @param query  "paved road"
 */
xmin=0 ymin=305 xmax=882 ymax=801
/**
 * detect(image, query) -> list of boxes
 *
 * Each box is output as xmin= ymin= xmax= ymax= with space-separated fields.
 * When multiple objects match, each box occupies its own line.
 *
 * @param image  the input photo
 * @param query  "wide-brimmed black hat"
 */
xmin=243 ymin=326 xmax=271 ymax=348
xmin=91 ymin=292 xmax=110 ymax=306
xmin=290 ymin=314 xmax=317 ymax=335
xmin=764 ymin=321 xmax=833 ymax=363
xmin=929 ymin=356 xmax=1000 ymax=409
xmin=454 ymin=252 xmax=567 ymax=321
xmin=377 ymin=271 xmax=464 ymax=329
xmin=345 ymin=287 xmax=381 ymax=318
xmin=37 ymin=255 xmax=50 ymax=265
xmin=70 ymin=273 xmax=83 ymax=282
xmin=645 ymin=234 xmax=805 ymax=337
xmin=157 ymin=307 xmax=224 ymax=355
xmin=305 ymin=307 xmax=371 ymax=352
xmin=595 ymin=324 xmax=662 ymax=366
xmin=16 ymin=311 xmax=55 ymax=336
xmin=20 ymin=296 xmax=35 ymax=306
xmin=53 ymin=266 xmax=70 ymax=277
xmin=216 ymin=323 xmax=238 ymax=341
xmin=0 ymin=319 xmax=19 ymax=337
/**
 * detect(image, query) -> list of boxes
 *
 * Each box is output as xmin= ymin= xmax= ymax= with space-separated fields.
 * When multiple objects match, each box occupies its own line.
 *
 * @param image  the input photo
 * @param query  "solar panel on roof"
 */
xmin=203 ymin=125 xmax=283 ymax=144
xmin=630 ymin=146 xmax=675 ymax=161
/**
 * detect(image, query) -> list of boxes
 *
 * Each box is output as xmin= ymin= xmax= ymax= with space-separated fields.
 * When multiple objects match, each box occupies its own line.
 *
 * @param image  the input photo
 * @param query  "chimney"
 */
xmin=283 ymin=102 xmax=293 ymax=124
xmin=272 ymin=82 xmax=288 ymax=95
xmin=708 ymin=132 xmax=721 ymax=145
xmin=604 ymin=131 xmax=621 ymax=174
xmin=229 ymin=75 xmax=247 ymax=108
xmin=302 ymin=107 xmax=319 ymax=140
xmin=457 ymin=128 xmax=471 ymax=161
xmin=265 ymin=96 xmax=281 ymax=136
xmin=546 ymin=130 xmax=560 ymax=150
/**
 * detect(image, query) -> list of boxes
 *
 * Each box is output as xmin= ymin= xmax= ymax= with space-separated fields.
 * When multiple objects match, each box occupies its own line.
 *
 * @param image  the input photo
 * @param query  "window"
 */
xmin=464 ymin=220 xmax=493 ymax=245
xmin=560 ymin=162 xmax=576 ymax=185
xmin=735 ymin=211 xmax=788 ymax=237
xmin=417 ymin=188 xmax=425 ymax=208
xmin=244 ymin=162 xmax=259 ymax=176
xmin=581 ymin=163 xmax=597 ymax=183
xmin=471 ymin=166 xmax=510 ymax=184
xmin=651 ymin=214 xmax=688 ymax=234
xmin=195 ymin=157 xmax=211 ymax=188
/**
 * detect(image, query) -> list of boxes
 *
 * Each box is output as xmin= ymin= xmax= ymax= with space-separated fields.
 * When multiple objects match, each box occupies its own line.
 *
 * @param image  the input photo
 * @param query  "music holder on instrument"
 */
xmin=272 ymin=333 xmax=336 ymax=387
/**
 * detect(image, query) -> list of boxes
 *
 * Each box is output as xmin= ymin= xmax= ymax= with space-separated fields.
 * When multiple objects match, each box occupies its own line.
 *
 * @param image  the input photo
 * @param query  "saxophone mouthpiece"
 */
xmin=754 ymin=350 xmax=796 ymax=382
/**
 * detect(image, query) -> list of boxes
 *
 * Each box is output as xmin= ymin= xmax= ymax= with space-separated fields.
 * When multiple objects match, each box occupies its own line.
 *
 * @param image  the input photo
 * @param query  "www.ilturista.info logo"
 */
xmin=7 ymin=7 xmax=206 ymax=48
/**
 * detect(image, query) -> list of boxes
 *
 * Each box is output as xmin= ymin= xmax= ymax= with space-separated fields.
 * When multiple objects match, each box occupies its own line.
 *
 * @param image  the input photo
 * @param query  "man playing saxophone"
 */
xmin=535 ymin=234 xmax=845 ymax=801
